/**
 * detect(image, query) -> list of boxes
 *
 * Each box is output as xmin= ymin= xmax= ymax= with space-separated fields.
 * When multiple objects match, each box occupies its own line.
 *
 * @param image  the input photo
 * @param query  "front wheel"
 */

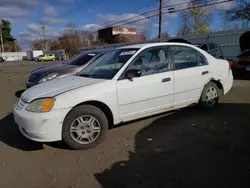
xmin=199 ymin=82 xmax=219 ymax=109
xmin=62 ymin=105 xmax=109 ymax=150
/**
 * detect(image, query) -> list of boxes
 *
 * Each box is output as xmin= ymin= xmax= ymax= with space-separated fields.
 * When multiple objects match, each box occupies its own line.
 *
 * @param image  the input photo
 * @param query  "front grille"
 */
xmin=15 ymin=99 xmax=26 ymax=110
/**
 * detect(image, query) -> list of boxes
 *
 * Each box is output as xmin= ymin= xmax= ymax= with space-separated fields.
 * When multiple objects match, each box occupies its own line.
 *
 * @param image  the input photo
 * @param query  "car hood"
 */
xmin=21 ymin=75 xmax=105 ymax=102
xmin=31 ymin=64 xmax=79 ymax=78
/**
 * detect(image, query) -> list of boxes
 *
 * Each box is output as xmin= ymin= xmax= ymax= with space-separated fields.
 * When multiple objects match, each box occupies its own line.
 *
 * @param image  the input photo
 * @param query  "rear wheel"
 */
xmin=62 ymin=105 xmax=109 ymax=150
xmin=199 ymin=82 xmax=219 ymax=109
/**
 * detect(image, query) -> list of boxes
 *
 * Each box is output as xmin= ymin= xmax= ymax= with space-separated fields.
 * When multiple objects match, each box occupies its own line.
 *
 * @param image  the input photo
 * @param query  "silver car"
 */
xmin=195 ymin=42 xmax=224 ymax=59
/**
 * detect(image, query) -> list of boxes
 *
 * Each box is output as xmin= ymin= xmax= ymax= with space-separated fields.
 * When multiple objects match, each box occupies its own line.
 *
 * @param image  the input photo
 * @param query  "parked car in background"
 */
xmin=34 ymin=55 xmax=43 ymax=61
xmin=0 ymin=57 xmax=5 ymax=63
xmin=26 ymin=50 xmax=106 ymax=88
xmin=37 ymin=54 xmax=56 ymax=61
xmin=232 ymin=50 xmax=250 ymax=74
xmin=195 ymin=42 xmax=224 ymax=59
xmin=15 ymin=42 xmax=233 ymax=150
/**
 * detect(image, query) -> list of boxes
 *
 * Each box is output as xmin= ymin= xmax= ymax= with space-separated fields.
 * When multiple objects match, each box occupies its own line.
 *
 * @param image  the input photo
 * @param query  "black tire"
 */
xmin=199 ymin=82 xmax=219 ymax=109
xmin=62 ymin=105 xmax=109 ymax=150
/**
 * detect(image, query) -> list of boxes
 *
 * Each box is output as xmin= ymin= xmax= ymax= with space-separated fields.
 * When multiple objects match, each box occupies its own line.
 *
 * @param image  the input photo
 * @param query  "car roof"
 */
xmin=118 ymin=42 xmax=198 ymax=50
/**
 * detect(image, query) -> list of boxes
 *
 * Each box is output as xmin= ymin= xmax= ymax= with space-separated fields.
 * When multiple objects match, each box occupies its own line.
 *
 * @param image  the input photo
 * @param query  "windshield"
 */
xmin=66 ymin=52 xmax=99 ymax=65
xmin=78 ymin=48 xmax=139 ymax=79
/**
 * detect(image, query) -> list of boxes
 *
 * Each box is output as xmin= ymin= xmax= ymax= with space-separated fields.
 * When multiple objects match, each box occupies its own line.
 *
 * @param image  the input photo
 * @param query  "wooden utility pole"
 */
xmin=158 ymin=0 xmax=163 ymax=39
xmin=41 ymin=25 xmax=46 ymax=51
xmin=38 ymin=21 xmax=46 ymax=51
xmin=0 ymin=26 xmax=4 ymax=54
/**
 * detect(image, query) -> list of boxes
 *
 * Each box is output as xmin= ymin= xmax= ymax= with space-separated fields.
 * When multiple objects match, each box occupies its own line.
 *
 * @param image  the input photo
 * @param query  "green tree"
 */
xmin=0 ymin=19 xmax=15 ymax=44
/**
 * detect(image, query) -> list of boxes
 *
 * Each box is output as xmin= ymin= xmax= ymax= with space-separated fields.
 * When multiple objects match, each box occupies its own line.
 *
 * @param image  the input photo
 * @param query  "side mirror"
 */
xmin=125 ymin=69 xmax=142 ymax=79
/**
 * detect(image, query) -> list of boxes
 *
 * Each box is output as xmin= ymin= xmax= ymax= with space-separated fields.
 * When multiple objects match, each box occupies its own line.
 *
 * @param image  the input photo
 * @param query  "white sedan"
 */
xmin=14 ymin=42 xmax=233 ymax=150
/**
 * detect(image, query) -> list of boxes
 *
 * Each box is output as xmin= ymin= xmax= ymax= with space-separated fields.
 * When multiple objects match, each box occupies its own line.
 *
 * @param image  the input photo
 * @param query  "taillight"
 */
xmin=228 ymin=61 xmax=232 ymax=70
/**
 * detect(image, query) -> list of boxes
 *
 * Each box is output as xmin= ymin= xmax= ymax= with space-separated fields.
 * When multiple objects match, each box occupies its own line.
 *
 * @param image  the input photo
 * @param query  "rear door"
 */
xmin=169 ymin=45 xmax=211 ymax=107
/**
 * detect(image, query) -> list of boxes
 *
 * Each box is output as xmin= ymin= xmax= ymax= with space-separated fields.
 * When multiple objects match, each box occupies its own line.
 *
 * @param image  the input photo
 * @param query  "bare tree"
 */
xmin=58 ymin=22 xmax=83 ymax=57
xmin=225 ymin=0 xmax=250 ymax=28
xmin=31 ymin=40 xmax=44 ymax=50
xmin=179 ymin=1 xmax=212 ymax=36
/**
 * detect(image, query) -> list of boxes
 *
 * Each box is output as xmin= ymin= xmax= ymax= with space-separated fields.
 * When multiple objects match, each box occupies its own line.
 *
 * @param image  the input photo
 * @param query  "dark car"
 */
xmin=0 ymin=57 xmax=5 ymax=63
xmin=232 ymin=50 xmax=250 ymax=75
xmin=26 ymin=50 xmax=106 ymax=88
xmin=195 ymin=42 xmax=224 ymax=59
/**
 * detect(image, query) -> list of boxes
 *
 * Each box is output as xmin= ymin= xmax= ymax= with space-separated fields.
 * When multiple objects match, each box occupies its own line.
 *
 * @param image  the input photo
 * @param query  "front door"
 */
xmin=117 ymin=46 xmax=174 ymax=122
xmin=169 ymin=46 xmax=211 ymax=107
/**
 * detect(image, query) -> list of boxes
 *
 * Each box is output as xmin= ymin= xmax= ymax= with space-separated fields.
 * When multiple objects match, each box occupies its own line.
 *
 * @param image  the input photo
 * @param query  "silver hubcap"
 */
xmin=70 ymin=115 xmax=101 ymax=144
xmin=205 ymin=86 xmax=218 ymax=106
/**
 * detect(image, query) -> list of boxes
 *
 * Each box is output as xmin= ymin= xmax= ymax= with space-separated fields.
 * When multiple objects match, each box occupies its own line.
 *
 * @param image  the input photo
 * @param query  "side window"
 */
xmin=128 ymin=47 xmax=169 ymax=76
xmin=209 ymin=43 xmax=215 ymax=50
xmin=197 ymin=53 xmax=208 ymax=66
xmin=200 ymin=44 xmax=208 ymax=51
xmin=170 ymin=46 xmax=199 ymax=70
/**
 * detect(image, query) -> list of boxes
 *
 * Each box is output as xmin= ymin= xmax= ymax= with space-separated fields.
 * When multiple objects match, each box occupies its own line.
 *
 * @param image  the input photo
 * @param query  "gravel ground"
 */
xmin=0 ymin=63 xmax=250 ymax=188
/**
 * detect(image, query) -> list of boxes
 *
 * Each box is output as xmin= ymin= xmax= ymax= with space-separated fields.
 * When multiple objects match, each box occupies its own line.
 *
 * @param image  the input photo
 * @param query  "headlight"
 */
xmin=39 ymin=73 xmax=58 ymax=83
xmin=26 ymin=98 xmax=55 ymax=112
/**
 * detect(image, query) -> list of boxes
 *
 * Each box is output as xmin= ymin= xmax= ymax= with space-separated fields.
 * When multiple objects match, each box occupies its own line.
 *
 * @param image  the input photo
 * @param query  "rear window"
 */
xmin=237 ymin=51 xmax=250 ymax=58
xmin=67 ymin=53 xmax=98 ymax=65
xmin=209 ymin=43 xmax=215 ymax=49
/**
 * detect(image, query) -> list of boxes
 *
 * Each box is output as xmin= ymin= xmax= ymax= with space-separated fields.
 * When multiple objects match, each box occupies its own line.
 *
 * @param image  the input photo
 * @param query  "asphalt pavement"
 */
xmin=0 ymin=62 xmax=250 ymax=188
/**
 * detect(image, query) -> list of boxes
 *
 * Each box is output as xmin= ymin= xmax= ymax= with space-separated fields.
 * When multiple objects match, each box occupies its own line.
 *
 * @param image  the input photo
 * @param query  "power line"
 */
xmin=40 ymin=0 xmax=222 ymax=38
xmin=32 ymin=0 xmax=233 ymax=42
xmin=89 ymin=0 xmax=232 ymax=33
xmin=81 ymin=0 xmax=207 ymax=33
xmin=80 ymin=0 xmax=170 ymax=33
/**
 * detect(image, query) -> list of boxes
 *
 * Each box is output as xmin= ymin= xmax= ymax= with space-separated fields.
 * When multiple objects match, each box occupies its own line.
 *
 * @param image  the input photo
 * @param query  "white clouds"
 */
xmin=0 ymin=0 xmax=42 ymax=6
xmin=44 ymin=6 xmax=58 ymax=17
xmin=41 ymin=17 xmax=68 ymax=25
xmin=26 ymin=23 xmax=62 ymax=38
xmin=26 ymin=23 xmax=41 ymax=35
xmin=17 ymin=23 xmax=63 ymax=49
xmin=82 ymin=24 xmax=101 ymax=31
xmin=0 ymin=6 xmax=29 ymax=18
xmin=214 ymin=0 xmax=235 ymax=11
xmin=153 ymin=22 xmax=169 ymax=28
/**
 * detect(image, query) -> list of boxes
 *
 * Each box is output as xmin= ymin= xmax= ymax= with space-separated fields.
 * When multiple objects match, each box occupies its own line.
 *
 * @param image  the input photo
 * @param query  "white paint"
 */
xmin=14 ymin=42 xmax=234 ymax=143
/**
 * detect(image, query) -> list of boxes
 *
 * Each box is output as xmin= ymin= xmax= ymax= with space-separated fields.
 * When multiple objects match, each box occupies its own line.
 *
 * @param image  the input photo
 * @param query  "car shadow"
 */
xmin=95 ymin=103 xmax=250 ymax=188
xmin=0 ymin=113 xmax=43 ymax=151
xmin=15 ymin=89 xmax=26 ymax=98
